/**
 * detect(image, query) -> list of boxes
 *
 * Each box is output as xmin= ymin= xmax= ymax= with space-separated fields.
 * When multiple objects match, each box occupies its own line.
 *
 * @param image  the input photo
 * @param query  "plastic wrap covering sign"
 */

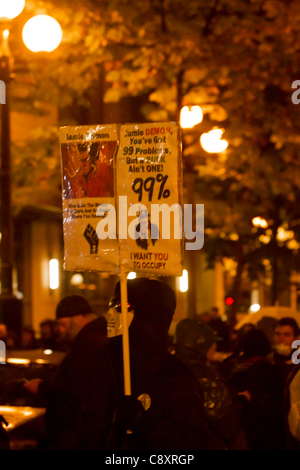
xmin=60 ymin=125 xmax=119 ymax=273
xmin=116 ymin=122 xmax=183 ymax=276
xmin=0 ymin=341 xmax=5 ymax=364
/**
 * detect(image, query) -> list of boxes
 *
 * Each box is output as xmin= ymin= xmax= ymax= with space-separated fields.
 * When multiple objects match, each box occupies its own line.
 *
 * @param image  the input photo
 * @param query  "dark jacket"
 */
xmin=283 ymin=365 xmax=300 ymax=450
xmin=174 ymin=344 xmax=246 ymax=449
xmin=80 ymin=331 xmax=209 ymax=450
xmin=227 ymin=356 xmax=285 ymax=450
xmin=38 ymin=317 xmax=107 ymax=449
xmin=79 ymin=278 xmax=209 ymax=451
xmin=208 ymin=318 xmax=231 ymax=352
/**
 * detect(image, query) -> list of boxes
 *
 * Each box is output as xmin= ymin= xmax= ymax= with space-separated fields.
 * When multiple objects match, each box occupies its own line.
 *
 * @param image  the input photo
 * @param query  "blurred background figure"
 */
xmin=256 ymin=317 xmax=278 ymax=347
xmin=5 ymin=330 xmax=19 ymax=350
xmin=20 ymin=326 xmax=38 ymax=350
xmin=197 ymin=311 xmax=211 ymax=323
xmin=272 ymin=318 xmax=300 ymax=384
xmin=0 ymin=324 xmax=7 ymax=342
xmin=208 ymin=307 xmax=231 ymax=352
xmin=37 ymin=319 xmax=72 ymax=352
xmin=218 ymin=323 xmax=256 ymax=381
xmin=38 ymin=320 xmax=58 ymax=351
xmin=225 ymin=329 xmax=285 ymax=450
xmin=286 ymin=365 xmax=300 ymax=450
xmin=173 ymin=319 xmax=247 ymax=450
xmin=229 ymin=323 xmax=256 ymax=355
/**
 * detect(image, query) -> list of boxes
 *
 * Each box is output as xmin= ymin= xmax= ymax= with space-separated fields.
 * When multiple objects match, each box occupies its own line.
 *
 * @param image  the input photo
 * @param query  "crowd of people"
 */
xmin=174 ymin=312 xmax=300 ymax=450
xmin=1 ymin=279 xmax=300 ymax=451
xmin=0 ymin=319 xmax=72 ymax=352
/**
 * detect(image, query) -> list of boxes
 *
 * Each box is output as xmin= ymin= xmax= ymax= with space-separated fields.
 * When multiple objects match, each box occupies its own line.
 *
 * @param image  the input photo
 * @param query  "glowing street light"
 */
xmin=179 ymin=269 xmax=189 ymax=293
xmin=249 ymin=303 xmax=260 ymax=313
xmin=180 ymin=106 xmax=203 ymax=129
xmin=200 ymin=127 xmax=228 ymax=154
xmin=277 ymin=226 xmax=294 ymax=242
xmin=127 ymin=272 xmax=136 ymax=280
xmin=259 ymin=218 xmax=268 ymax=229
xmin=0 ymin=29 xmax=10 ymax=58
xmin=22 ymin=15 xmax=63 ymax=53
xmin=0 ymin=0 xmax=25 ymax=20
xmin=287 ymin=239 xmax=300 ymax=250
xmin=70 ymin=273 xmax=84 ymax=286
xmin=252 ymin=217 xmax=268 ymax=228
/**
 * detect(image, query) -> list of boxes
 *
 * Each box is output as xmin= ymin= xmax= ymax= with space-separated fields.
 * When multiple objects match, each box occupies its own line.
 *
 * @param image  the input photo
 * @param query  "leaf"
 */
xmin=184 ymin=68 xmax=207 ymax=84
xmin=208 ymin=104 xmax=228 ymax=122
xmin=147 ymin=109 xmax=169 ymax=121
xmin=103 ymin=86 xmax=127 ymax=102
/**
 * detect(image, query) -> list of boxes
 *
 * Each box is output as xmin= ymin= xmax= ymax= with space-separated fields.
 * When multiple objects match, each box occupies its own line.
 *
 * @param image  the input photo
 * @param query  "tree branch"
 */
xmin=158 ymin=0 xmax=168 ymax=33
xmin=202 ymin=0 xmax=220 ymax=37
xmin=176 ymin=70 xmax=184 ymax=121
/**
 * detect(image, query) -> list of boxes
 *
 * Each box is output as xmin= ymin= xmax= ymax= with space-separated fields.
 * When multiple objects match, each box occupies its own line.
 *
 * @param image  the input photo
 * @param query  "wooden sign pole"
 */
xmin=120 ymin=264 xmax=132 ymax=396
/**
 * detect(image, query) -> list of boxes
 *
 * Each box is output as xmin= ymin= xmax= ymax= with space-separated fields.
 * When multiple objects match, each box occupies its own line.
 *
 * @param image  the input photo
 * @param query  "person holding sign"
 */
xmin=80 ymin=278 xmax=209 ymax=450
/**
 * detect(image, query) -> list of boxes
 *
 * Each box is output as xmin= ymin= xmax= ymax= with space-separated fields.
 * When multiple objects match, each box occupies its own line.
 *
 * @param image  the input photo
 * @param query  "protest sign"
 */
xmin=60 ymin=121 xmax=184 ymax=398
xmin=116 ymin=122 xmax=183 ymax=276
xmin=60 ymin=124 xmax=119 ymax=273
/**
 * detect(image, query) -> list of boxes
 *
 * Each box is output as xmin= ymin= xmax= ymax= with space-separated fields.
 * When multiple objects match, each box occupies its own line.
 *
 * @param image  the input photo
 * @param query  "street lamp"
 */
xmin=180 ymin=106 xmax=204 ymax=318
xmin=0 ymin=1 xmax=25 ymax=21
xmin=252 ymin=216 xmax=269 ymax=229
xmin=0 ymin=5 xmax=62 ymax=335
xmin=22 ymin=15 xmax=63 ymax=53
xmin=200 ymin=128 xmax=229 ymax=154
xmin=178 ymin=269 xmax=188 ymax=293
xmin=180 ymin=106 xmax=203 ymax=129
xmin=180 ymin=106 xmax=230 ymax=318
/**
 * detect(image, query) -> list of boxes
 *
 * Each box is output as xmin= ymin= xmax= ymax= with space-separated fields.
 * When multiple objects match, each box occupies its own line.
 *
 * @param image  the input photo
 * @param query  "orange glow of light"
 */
xmin=7 ymin=358 xmax=30 ymax=365
xmin=180 ymin=106 xmax=203 ymax=129
xmin=22 ymin=15 xmax=62 ymax=53
xmin=200 ymin=128 xmax=228 ymax=154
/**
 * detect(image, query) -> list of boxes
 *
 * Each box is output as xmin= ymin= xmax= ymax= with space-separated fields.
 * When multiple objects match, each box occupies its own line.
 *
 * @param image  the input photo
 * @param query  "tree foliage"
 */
xmin=8 ymin=0 xmax=300 ymax=303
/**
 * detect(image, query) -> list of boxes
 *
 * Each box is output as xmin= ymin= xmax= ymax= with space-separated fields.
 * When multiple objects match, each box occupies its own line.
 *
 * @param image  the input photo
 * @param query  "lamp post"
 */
xmin=0 ymin=28 xmax=13 ymax=296
xmin=200 ymin=127 xmax=228 ymax=154
xmin=0 ymin=4 xmax=62 ymax=335
xmin=0 ymin=2 xmax=25 ymax=334
xmin=180 ymin=106 xmax=229 ymax=318
xmin=180 ymin=106 xmax=203 ymax=318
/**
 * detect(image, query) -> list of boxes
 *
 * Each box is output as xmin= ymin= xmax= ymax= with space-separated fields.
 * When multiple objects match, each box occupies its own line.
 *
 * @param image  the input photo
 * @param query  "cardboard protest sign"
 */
xmin=60 ymin=121 xmax=184 ymax=399
xmin=116 ymin=122 xmax=183 ymax=276
xmin=60 ymin=124 xmax=119 ymax=273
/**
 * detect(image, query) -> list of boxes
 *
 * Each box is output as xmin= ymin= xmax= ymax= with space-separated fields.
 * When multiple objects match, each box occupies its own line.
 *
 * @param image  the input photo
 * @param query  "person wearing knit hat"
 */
xmin=23 ymin=295 xmax=107 ymax=449
xmin=56 ymin=294 xmax=94 ymax=319
xmin=55 ymin=294 xmax=97 ymax=342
